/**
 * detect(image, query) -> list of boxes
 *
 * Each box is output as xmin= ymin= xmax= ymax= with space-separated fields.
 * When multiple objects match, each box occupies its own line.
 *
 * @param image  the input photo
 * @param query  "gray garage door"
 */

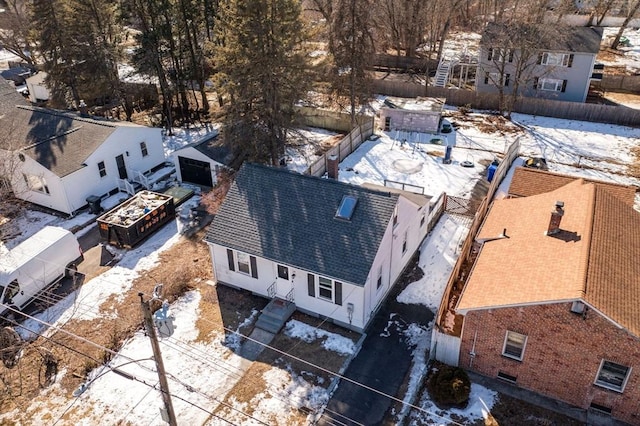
xmin=178 ymin=156 xmax=213 ymax=187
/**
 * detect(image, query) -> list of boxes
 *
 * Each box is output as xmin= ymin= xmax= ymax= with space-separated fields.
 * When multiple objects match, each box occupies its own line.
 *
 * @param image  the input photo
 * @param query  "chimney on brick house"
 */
xmin=327 ymin=154 xmax=339 ymax=179
xmin=547 ymin=201 xmax=564 ymax=235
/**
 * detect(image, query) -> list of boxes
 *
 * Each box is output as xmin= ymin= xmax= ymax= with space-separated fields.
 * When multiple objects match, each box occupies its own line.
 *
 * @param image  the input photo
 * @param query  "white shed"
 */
xmin=377 ymin=96 xmax=445 ymax=133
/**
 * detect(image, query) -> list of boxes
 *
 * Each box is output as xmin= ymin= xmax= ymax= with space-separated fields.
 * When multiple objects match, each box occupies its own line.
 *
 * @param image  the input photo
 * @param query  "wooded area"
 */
xmin=1 ymin=0 xmax=639 ymax=164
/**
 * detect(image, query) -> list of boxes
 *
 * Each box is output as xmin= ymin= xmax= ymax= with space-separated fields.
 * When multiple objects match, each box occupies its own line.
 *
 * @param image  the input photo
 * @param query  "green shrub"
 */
xmin=427 ymin=363 xmax=471 ymax=409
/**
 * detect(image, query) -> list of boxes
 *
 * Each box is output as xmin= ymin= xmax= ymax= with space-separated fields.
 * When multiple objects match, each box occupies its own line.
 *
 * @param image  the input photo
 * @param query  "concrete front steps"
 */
xmin=254 ymin=298 xmax=296 ymax=334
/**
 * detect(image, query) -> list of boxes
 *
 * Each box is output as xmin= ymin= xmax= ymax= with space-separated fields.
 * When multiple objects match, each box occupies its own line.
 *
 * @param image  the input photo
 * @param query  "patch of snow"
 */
xmin=284 ymin=319 xmax=357 ymax=356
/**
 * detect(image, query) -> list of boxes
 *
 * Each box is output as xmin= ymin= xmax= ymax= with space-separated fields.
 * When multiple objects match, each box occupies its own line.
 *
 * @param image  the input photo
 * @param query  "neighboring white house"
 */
xmin=0 ymin=83 xmax=165 ymax=215
xmin=204 ymin=163 xmax=432 ymax=332
xmin=172 ymin=131 xmax=233 ymax=187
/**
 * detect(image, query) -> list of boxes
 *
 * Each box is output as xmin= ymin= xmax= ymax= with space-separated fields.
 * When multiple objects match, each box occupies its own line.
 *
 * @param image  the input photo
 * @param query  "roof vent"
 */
xmin=336 ymin=195 xmax=357 ymax=220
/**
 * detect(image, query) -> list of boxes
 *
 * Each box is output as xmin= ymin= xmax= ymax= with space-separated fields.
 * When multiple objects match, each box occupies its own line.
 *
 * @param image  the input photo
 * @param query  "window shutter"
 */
xmin=561 ymin=80 xmax=567 ymax=93
xmin=335 ymin=282 xmax=342 ymax=305
xmin=505 ymin=74 xmax=510 ymax=87
xmin=307 ymin=274 xmax=315 ymax=297
xmin=484 ymin=72 xmax=489 ymax=85
xmin=568 ymin=54 xmax=574 ymax=67
xmin=537 ymin=52 xmax=543 ymax=65
xmin=487 ymin=48 xmax=493 ymax=61
xmin=533 ymin=77 xmax=539 ymax=90
xmin=508 ymin=49 xmax=514 ymax=63
xmin=250 ymin=256 xmax=258 ymax=278
xmin=227 ymin=249 xmax=235 ymax=271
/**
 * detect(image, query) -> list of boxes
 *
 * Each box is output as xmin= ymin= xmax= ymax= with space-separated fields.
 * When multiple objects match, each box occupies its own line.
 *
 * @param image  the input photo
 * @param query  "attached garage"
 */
xmin=172 ymin=132 xmax=233 ymax=187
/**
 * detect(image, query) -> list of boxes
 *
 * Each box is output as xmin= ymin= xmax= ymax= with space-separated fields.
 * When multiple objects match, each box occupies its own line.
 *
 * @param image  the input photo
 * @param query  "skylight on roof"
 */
xmin=336 ymin=195 xmax=358 ymax=220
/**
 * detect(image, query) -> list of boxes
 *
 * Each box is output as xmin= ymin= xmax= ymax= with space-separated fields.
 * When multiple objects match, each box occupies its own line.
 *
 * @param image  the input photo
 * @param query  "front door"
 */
xmin=115 ymin=154 xmax=128 ymax=180
xmin=275 ymin=264 xmax=291 ymax=297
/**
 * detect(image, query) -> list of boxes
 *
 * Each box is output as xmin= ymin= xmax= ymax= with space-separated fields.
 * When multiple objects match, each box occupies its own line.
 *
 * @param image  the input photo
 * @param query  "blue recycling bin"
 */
xmin=487 ymin=160 xmax=499 ymax=182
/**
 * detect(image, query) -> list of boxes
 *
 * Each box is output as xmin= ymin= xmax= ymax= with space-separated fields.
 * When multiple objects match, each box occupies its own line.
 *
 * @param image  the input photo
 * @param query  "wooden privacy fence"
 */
xmin=431 ymin=138 xmax=521 ymax=364
xmin=294 ymin=106 xmax=369 ymax=133
xmin=306 ymin=119 xmax=374 ymax=177
xmin=371 ymin=80 xmax=640 ymax=127
xmin=595 ymin=75 xmax=640 ymax=92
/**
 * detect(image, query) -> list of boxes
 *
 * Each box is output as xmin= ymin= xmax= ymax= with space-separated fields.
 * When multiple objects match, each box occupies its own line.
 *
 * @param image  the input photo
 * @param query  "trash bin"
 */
xmin=487 ymin=160 xmax=499 ymax=182
xmin=86 ymin=195 xmax=103 ymax=214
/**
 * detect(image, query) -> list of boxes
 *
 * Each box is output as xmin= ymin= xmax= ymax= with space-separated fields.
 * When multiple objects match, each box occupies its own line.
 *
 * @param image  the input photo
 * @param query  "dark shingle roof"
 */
xmin=0 ymin=105 xmax=118 ymax=177
xmin=481 ymin=22 xmax=603 ymax=54
xmin=178 ymin=132 xmax=233 ymax=166
xmin=205 ymin=164 xmax=399 ymax=285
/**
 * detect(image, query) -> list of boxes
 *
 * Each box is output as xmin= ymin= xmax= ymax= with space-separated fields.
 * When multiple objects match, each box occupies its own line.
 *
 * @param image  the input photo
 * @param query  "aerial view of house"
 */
xmin=3 ymin=1 xmax=640 ymax=425
xmin=205 ymin=163 xmax=431 ymax=332
xmin=455 ymin=169 xmax=640 ymax=423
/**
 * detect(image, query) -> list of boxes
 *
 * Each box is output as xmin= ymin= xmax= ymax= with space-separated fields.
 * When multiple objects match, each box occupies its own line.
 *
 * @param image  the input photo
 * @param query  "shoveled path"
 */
xmin=318 ymin=269 xmax=434 ymax=426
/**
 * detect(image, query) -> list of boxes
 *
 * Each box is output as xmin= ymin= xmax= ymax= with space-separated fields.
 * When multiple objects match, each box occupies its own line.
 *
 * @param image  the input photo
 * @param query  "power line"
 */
xmin=2 ymin=245 xmax=466 ymax=425
xmin=219 ymin=325 xmax=466 ymax=426
xmin=0 ymin=304 xmax=252 ymax=426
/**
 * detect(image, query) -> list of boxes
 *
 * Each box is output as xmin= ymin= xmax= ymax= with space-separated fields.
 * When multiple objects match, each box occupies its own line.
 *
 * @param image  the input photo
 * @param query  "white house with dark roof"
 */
xmin=204 ymin=163 xmax=434 ymax=332
xmin=172 ymin=131 xmax=233 ymax=187
xmin=0 ymin=79 xmax=165 ymax=215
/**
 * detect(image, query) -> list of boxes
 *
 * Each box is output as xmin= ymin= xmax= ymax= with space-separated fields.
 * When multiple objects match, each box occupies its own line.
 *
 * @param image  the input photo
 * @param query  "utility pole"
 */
xmin=139 ymin=292 xmax=177 ymax=426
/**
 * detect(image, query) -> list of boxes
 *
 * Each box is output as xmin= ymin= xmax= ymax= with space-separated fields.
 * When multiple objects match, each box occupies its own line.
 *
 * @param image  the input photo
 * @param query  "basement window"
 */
xmin=335 ymin=195 xmax=357 ymax=220
xmin=589 ymin=402 xmax=612 ymax=415
xmin=497 ymin=371 xmax=517 ymax=383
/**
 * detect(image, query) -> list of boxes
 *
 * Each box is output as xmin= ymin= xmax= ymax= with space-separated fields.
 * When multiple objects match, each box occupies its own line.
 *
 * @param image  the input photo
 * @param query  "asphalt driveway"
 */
xmin=318 ymin=261 xmax=434 ymax=426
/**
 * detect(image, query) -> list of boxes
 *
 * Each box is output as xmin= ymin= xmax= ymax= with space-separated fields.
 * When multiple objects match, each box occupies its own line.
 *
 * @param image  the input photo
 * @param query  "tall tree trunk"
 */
xmin=612 ymin=0 xmax=640 ymax=49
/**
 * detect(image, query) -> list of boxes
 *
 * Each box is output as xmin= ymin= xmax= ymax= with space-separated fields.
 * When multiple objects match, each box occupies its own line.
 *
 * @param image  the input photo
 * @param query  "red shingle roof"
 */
xmin=508 ymin=167 xmax=636 ymax=207
xmin=458 ymin=179 xmax=640 ymax=337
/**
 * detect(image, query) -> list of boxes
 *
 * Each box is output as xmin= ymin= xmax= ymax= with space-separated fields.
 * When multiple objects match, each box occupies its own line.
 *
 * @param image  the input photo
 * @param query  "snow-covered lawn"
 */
xmin=3 ymin=98 xmax=640 ymax=424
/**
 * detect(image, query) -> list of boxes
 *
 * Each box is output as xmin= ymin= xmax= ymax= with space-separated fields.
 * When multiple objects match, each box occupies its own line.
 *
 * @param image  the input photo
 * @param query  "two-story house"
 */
xmin=476 ymin=22 xmax=603 ymax=102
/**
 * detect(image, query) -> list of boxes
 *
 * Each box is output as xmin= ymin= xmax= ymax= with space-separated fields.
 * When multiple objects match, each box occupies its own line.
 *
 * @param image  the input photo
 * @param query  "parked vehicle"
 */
xmin=0 ymin=226 xmax=83 ymax=320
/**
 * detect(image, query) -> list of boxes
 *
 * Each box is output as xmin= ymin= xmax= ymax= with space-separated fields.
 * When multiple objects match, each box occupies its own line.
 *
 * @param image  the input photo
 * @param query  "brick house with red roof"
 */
xmin=455 ymin=168 xmax=640 ymax=424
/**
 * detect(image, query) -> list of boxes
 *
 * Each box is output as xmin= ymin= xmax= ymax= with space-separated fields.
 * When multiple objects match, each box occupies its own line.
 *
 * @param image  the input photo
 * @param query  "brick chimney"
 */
xmin=327 ymin=154 xmax=339 ymax=179
xmin=547 ymin=201 xmax=564 ymax=235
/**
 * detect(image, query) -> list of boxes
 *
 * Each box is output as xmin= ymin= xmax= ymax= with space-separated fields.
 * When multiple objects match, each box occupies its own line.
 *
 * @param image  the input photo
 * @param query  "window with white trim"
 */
xmin=540 ymin=52 xmax=573 ymax=68
xmin=595 ymin=360 xmax=631 ymax=392
xmin=98 ymin=161 xmax=107 ymax=177
xmin=22 ymin=173 xmax=50 ymax=194
xmin=541 ymin=52 xmax=571 ymax=67
xmin=140 ymin=141 xmax=148 ymax=157
xmin=318 ymin=277 xmax=333 ymax=301
xmin=539 ymin=78 xmax=565 ymax=92
xmin=502 ymin=331 xmax=527 ymax=360
xmin=376 ymin=265 xmax=383 ymax=290
xmin=484 ymin=72 xmax=510 ymax=87
xmin=237 ymin=252 xmax=251 ymax=275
